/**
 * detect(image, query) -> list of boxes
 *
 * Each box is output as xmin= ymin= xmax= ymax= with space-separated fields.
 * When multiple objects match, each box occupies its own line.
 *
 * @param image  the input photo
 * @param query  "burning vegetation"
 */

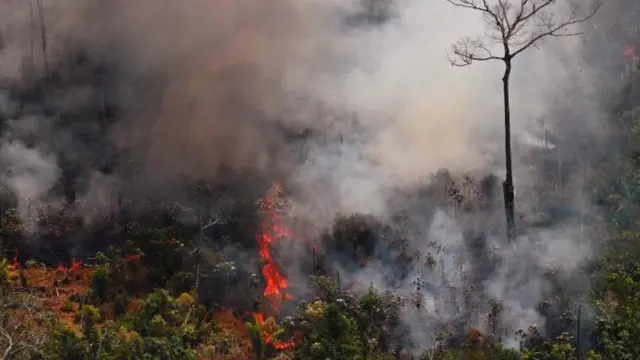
xmin=253 ymin=182 xmax=301 ymax=351
xmin=256 ymin=182 xmax=293 ymax=306
xmin=1 ymin=1 xmax=640 ymax=360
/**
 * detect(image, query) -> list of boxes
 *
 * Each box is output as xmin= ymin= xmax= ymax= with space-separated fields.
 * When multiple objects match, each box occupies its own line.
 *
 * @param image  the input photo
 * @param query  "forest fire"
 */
xmin=8 ymin=249 xmax=19 ymax=272
xmin=57 ymin=259 xmax=82 ymax=272
xmin=253 ymin=313 xmax=300 ymax=351
xmin=257 ymin=182 xmax=293 ymax=307
xmin=253 ymin=182 xmax=302 ymax=351
xmin=125 ymin=253 xmax=143 ymax=262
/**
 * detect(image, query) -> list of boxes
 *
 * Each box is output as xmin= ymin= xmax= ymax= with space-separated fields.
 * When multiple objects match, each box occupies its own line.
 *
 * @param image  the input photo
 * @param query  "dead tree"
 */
xmin=445 ymin=0 xmax=602 ymax=240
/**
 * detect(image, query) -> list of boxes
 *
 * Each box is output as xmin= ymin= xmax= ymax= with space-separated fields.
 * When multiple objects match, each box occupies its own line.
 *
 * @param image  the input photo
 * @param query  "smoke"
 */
xmin=0 ymin=0 xmax=632 ymax=352
xmin=286 ymin=0 xmax=615 ymax=351
xmin=0 ymin=0 xmax=539 ymax=218
xmin=0 ymin=139 xmax=60 ymax=224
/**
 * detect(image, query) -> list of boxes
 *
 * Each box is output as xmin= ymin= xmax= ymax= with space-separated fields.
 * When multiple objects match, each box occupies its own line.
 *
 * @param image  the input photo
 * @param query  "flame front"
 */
xmin=57 ymin=259 xmax=82 ymax=272
xmin=254 ymin=313 xmax=300 ymax=351
xmin=8 ymin=249 xmax=19 ymax=272
xmin=253 ymin=182 xmax=301 ymax=351
xmin=257 ymin=182 xmax=292 ymax=306
xmin=125 ymin=253 xmax=143 ymax=262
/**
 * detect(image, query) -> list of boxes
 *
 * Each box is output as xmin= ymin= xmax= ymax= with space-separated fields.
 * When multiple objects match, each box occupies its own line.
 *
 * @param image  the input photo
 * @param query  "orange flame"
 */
xmin=252 ymin=183 xmax=303 ymax=351
xmin=125 ymin=253 xmax=143 ymax=262
xmin=57 ymin=259 xmax=82 ymax=272
xmin=257 ymin=182 xmax=293 ymax=306
xmin=8 ymin=249 xmax=19 ymax=272
xmin=253 ymin=313 xmax=301 ymax=350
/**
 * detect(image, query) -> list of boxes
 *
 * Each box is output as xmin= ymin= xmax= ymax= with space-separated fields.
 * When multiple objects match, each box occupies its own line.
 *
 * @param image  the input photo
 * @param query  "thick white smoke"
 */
xmin=285 ymin=0 xmax=609 ymax=349
xmin=0 ymin=0 xmax=621 ymax=350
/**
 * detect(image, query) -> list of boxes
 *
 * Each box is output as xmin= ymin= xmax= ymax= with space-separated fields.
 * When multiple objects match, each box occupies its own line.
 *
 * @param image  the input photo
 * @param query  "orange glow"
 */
xmin=257 ymin=182 xmax=293 ymax=306
xmin=8 ymin=249 xmax=19 ymax=272
xmin=125 ymin=253 xmax=143 ymax=262
xmin=624 ymin=45 xmax=639 ymax=61
xmin=57 ymin=259 xmax=82 ymax=272
xmin=253 ymin=312 xmax=301 ymax=350
xmin=252 ymin=183 xmax=303 ymax=351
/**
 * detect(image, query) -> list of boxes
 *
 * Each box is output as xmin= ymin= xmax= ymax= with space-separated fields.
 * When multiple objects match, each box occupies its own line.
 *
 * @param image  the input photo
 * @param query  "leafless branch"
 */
xmin=0 ymin=327 xmax=13 ymax=360
xmin=511 ymin=1 xmax=602 ymax=57
xmin=202 ymin=214 xmax=224 ymax=230
xmin=446 ymin=0 xmax=603 ymax=64
xmin=0 ymin=291 xmax=49 ymax=359
xmin=448 ymin=36 xmax=503 ymax=66
xmin=420 ymin=334 xmax=445 ymax=360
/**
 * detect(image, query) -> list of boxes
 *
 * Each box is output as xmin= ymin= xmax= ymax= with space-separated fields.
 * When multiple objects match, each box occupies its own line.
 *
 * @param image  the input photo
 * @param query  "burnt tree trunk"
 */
xmin=502 ymin=57 xmax=515 ymax=240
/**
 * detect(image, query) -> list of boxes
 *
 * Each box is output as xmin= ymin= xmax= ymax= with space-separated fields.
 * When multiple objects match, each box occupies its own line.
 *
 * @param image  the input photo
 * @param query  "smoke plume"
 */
xmin=0 ymin=0 xmax=634 ymax=352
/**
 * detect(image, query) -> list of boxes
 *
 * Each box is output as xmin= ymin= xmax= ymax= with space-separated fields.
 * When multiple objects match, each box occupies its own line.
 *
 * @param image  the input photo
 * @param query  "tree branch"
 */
xmin=446 ymin=0 xmax=603 ymax=64
xmin=446 ymin=0 xmax=507 ymax=35
xmin=448 ymin=36 xmax=503 ymax=66
xmin=511 ymin=1 xmax=602 ymax=57
xmin=0 ymin=327 xmax=13 ymax=360
xmin=0 ymin=291 xmax=48 ymax=359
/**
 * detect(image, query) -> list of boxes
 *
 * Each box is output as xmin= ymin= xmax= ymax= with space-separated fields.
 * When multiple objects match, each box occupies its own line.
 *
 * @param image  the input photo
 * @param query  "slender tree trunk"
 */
xmin=502 ymin=58 xmax=516 ymax=240
xmin=36 ymin=0 xmax=48 ymax=82
xmin=29 ymin=0 xmax=35 ymax=79
xmin=576 ymin=304 xmax=582 ymax=360
xmin=195 ymin=222 xmax=202 ymax=299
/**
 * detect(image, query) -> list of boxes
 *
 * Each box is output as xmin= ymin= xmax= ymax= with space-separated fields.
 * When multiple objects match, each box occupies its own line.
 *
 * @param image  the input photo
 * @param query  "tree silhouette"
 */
xmin=445 ymin=0 xmax=602 ymax=239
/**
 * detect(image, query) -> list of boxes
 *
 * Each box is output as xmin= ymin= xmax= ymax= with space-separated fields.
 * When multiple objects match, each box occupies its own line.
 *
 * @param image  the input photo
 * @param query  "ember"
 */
xmin=125 ymin=253 xmax=143 ymax=262
xmin=7 ymin=249 xmax=19 ymax=272
xmin=624 ymin=45 xmax=639 ymax=61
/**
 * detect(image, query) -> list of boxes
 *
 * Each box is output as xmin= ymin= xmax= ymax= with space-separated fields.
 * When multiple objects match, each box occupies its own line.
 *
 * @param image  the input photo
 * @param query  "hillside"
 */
xmin=2 ymin=1 xmax=640 ymax=360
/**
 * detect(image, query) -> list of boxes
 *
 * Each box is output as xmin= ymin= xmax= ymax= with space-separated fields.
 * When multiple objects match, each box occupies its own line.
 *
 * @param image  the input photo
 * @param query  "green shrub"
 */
xmin=77 ymin=305 xmax=101 ymax=330
xmin=95 ymin=251 xmax=109 ymax=266
xmin=113 ymin=290 xmax=130 ymax=316
xmin=176 ymin=292 xmax=196 ymax=308
xmin=0 ymin=258 xmax=9 ymax=285
xmin=81 ymin=288 xmax=97 ymax=305
xmin=91 ymin=266 xmax=110 ymax=301
xmin=61 ymin=298 xmax=74 ymax=313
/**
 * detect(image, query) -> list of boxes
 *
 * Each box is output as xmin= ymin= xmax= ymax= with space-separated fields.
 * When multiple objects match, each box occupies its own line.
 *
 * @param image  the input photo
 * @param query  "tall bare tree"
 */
xmin=445 ymin=0 xmax=602 ymax=240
